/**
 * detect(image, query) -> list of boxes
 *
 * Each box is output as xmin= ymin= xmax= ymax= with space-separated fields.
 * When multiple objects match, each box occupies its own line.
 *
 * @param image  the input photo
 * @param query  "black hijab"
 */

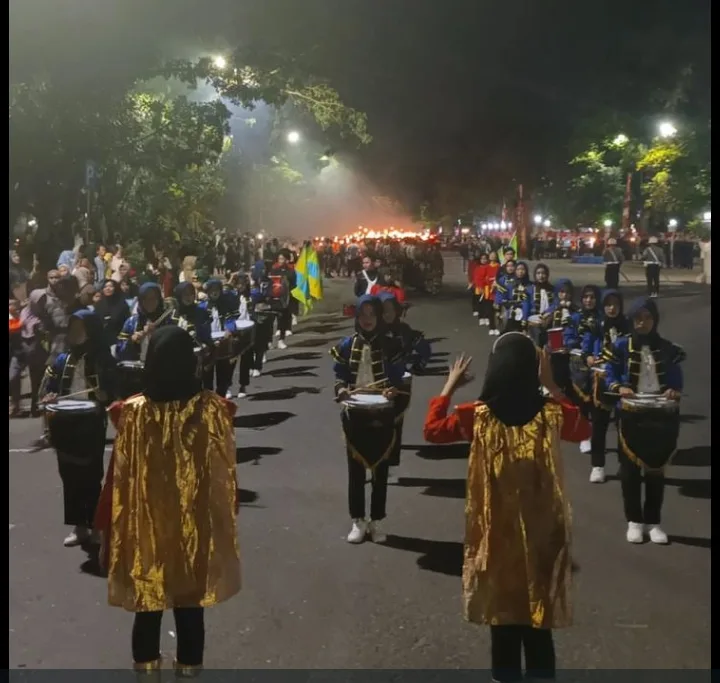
xmin=355 ymin=295 xmax=385 ymax=342
xmin=533 ymin=263 xmax=553 ymax=292
xmin=174 ymin=282 xmax=197 ymax=316
xmin=143 ymin=326 xmax=202 ymax=403
xmin=479 ymin=331 xmax=546 ymax=427
xmin=627 ymin=297 xmax=661 ymax=349
xmin=94 ymin=279 xmax=130 ymax=335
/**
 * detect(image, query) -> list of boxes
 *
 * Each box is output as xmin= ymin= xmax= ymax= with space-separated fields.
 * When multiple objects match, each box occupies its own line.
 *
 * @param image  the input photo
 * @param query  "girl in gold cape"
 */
xmin=94 ymin=326 xmax=241 ymax=676
xmin=423 ymin=333 xmax=591 ymax=683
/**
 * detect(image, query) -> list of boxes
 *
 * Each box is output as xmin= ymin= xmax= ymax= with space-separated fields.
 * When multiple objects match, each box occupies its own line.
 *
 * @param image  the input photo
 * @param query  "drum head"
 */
xmin=570 ymin=349 xmax=583 ymax=357
xmin=119 ymin=360 xmax=144 ymax=369
xmin=548 ymin=327 xmax=564 ymax=333
xmin=235 ymin=320 xmax=255 ymax=330
xmin=211 ymin=331 xmax=226 ymax=340
xmin=343 ymin=393 xmax=390 ymax=408
xmin=46 ymin=400 xmax=97 ymax=413
xmin=623 ymin=396 xmax=674 ymax=408
xmin=528 ymin=315 xmax=542 ymax=325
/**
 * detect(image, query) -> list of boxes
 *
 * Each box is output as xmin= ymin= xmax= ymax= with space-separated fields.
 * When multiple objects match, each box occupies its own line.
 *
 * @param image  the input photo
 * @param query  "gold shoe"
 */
xmin=174 ymin=660 xmax=203 ymax=678
xmin=133 ymin=658 xmax=162 ymax=679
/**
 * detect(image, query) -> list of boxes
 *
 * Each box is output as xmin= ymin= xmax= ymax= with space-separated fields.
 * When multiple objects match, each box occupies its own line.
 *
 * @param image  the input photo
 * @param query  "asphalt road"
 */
xmin=9 ymin=258 xmax=710 ymax=672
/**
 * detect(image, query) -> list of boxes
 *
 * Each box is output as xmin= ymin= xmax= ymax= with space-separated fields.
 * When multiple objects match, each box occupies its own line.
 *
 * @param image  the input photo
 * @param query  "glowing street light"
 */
xmin=212 ymin=56 xmax=227 ymax=70
xmin=658 ymin=121 xmax=678 ymax=139
xmin=287 ymin=131 xmax=301 ymax=144
xmin=256 ymin=233 xmax=264 ymax=240
xmin=703 ymin=211 xmax=711 ymax=222
xmin=603 ymin=219 xmax=613 ymax=228
xmin=543 ymin=219 xmax=552 ymax=228
xmin=668 ymin=218 xmax=679 ymax=229
xmin=613 ymin=133 xmax=629 ymax=146
xmin=533 ymin=214 xmax=543 ymax=225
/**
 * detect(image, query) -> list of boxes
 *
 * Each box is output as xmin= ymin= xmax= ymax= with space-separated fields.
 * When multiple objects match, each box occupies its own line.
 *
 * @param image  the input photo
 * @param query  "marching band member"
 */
xmin=564 ymin=285 xmax=603 ymax=453
xmin=494 ymin=259 xmax=517 ymax=335
xmin=548 ymin=279 xmax=576 ymax=329
xmin=270 ymin=252 xmax=296 ymax=349
xmin=170 ymin=282 xmax=212 ymax=345
xmin=588 ymin=289 xmax=631 ymax=483
xmin=39 ymin=310 xmax=117 ymax=547
xmin=353 ymin=254 xmax=380 ymax=298
xmin=468 ymin=252 xmax=489 ymax=321
xmin=423 ymin=340 xmax=590 ymax=683
xmin=199 ymin=279 xmax=241 ymax=399
xmin=482 ymin=252 xmax=501 ymax=334
xmin=378 ymin=291 xmax=432 ymax=481
xmin=330 ymin=295 xmax=405 ymax=545
xmin=603 ymin=237 xmax=624 ymax=289
xmin=234 ymin=273 xmax=259 ymax=398
xmin=603 ymin=298 xmax=685 ymax=545
xmin=249 ymin=278 xmax=273 ymax=377
xmin=116 ymin=283 xmax=170 ymax=361
xmin=528 ymin=263 xmax=555 ymax=347
xmin=94 ymin=326 xmax=240 ymax=674
xmin=504 ymin=261 xmax=531 ymax=333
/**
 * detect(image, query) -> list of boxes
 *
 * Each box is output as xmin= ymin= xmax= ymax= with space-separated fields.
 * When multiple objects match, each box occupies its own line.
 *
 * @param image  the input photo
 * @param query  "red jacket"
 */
xmin=370 ymin=284 xmax=407 ymax=304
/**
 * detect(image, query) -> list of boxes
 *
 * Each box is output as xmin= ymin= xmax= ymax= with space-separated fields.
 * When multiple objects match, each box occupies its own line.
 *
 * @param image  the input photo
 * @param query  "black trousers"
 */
xmin=252 ymin=318 xmax=274 ymax=370
xmin=203 ymin=358 xmax=235 ymax=397
xmin=490 ymin=625 xmax=556 ymax=682
xmin=276 ymin=308 xmax=292 ymax=339
xmin=132 ymin=607 xmax=204 ymax=666
xmin=471 ymin=293 xmax=482 ymax=314
xmin=388 ymin=420 xmax=404 ymax=467
xmin=605 ymin=263 xmax=620 ymax=288
xmin=618 ymin=450 xmax=665 ymax=525
xmin=645 ymin=264 xmax=660 ymax=295
xmin=590 ymin=405 xmax=613 ymax=468
xmin=237 ymin=350 xmax=252 ymax=389
xmin=347 ymin=454 xmax=389 ymax=521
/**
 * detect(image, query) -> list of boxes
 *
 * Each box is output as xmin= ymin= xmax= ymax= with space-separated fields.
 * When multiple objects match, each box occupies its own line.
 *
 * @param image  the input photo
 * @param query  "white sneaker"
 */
xmin=263 ymin=354 xmax=268 ymax=364
xmin=368 ymin=520 xmax=387 ymax=544
xmin=492 ymin=329 xmax=500 ymax=336
xmin=580 ymin=439 xmax=592 ymax=454
xmin=648 ymin=525 xmax=669 ymax=545
xmin=285 ymin=330 xmax=293 ymax=337
xmin=277 ymin=340 xmax=287 ymax=350
xmin=473 ymin=311 xmax=479 ymax=317
xmin=482 ymin=318 xmax=489 ymax=326
xmin=347 ymin=519 xmax=367 ymax=544
xmin=275 ymin=330 xmax=281 ymax=338
xmin=589 ymin=467 xmax=606 ymax=484
xmin=225 ymin=391 xmax=233 ymax=400
xmin=236 ymin=388 xmax=247 ymax=399
xmin=64 ymin=526 xmax=91 ymax=547
xmin=292 ymin=315 xmax=298 ymax=326
xmin=626 ymin=522 xmax=644 ymax=544
xmin=251 ymin=369 xmax=261 ymax=378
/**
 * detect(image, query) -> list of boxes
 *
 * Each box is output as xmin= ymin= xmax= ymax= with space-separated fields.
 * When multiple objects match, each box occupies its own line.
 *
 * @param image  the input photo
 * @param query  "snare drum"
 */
xmin=547 ymin=327 xmax=565 ymax=353
xmin=619 ymin=396 xmax=680 ymax=471
xmin=342 ymin=393 xmax=392 ymax=411
xmin=341 ymin=393 xmax=396 ymax=471
xmin=46 ymin=399 xmax=104 ymax=456
xmin=269 ymin=275 xmax=290 ymax=311
xmin=233 ymin=319 xmax=256 ymax=355
xmin=212 ymin=330 xmax=234 ymax=359
xmin=118 ymin=360 xmax=145 ymax=399
xmin=528 ymin=314 xmax=543 ymax=327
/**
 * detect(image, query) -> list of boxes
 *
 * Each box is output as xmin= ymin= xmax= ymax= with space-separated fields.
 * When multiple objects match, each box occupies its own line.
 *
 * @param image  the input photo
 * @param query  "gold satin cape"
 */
xmin=107 ymin=390 xmax=241 ymax=612
xmin=463 ymin=403 xmax=572 ymax=629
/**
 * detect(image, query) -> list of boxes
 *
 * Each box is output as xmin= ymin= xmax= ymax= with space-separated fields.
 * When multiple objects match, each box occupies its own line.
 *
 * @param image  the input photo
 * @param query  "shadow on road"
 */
xmin=419 ymin=365 xmax=450 ymax=376
xmin=233 ymin=412 xmax=295 ymax=430
xmin=79 ymin=543 xmax=105 ymax=579
xmin=668 ymin=535 xmax=711 ymax=549
xmin=396 ymin=476 xmax=465 ymax=499
xmin=288 ymin=338 xmax=331 ymax=349
xmin=238 ymin=488 xmax=259 ymax=505
xmin=679 ymin=414 xmax=708 ymax=424
xmin=404 ymin=443 xmax=469 ymax=460
xmin=264 ymin=352 xmax=322 ymax=364
xmin=249 ymin=387 xmax=323 ymax=402
xmin=672 ymin=446 xmax=710 ymax=466
xmin=664 ymin=476 xmax=711 ymax=500
xmin=296 ymin=324 xmax=349 ymax=335
xmin=263 ymin=365 xmax=319 ymax=378
xmin=235 ymin=446 xmax=283 ymax=464
xmin=383 ymin=534 xmax=463 ymax=577
xmin=426 ymin=337 xmax=448 ymax=344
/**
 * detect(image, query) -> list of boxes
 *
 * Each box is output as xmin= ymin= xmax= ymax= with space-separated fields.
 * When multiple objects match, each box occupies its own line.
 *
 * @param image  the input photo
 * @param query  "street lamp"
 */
xmin=613 ymin=134 xmax=629 ymax=146
xmin=668 ymin=218 xmax=679 ymax=229
xmin=256 ymin=233 xmax=264 ymax=241
xmin=703 ymin=211 xmax=711 ymax=222
xmin=287 ymin=131 xmax=301 ymax=144
xmin=543 ymin=219 xmax=551 ymax=228
xmin=212 ymin=56 xmax=227 ymax=70
xmin=658 ymin=121 xmax=678 ymax=139
xmin=533 ymin=214 xmax=543 ymax=225
xmin=603 ymin=219 xmax=613 ymax=228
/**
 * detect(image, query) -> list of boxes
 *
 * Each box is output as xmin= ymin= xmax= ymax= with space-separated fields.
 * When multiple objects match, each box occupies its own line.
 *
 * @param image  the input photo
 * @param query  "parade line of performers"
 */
xmin=34 ymin=247 xmax=685 ymax=679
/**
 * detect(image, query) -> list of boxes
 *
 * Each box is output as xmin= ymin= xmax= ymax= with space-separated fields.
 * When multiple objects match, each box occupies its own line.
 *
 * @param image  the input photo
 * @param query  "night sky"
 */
xmin=10 ymin=0 xmax=711 ymax=211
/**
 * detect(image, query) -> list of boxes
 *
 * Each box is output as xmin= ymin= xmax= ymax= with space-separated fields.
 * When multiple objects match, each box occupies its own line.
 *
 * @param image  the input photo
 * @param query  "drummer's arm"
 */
xmin=423 ymin=396 xmax=475 ymax=443
xmin=665 ymin=353 xmax=684 ymax=392
xmin=330 ymin=341 xmax=352 ymax=397
xmin=604 ymin=341 xmax=629 ymax=393
xmin=562 ymin=315 xmax=580 ymax=349
xmin=115 ymin=318 xmax=135 ymax=356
